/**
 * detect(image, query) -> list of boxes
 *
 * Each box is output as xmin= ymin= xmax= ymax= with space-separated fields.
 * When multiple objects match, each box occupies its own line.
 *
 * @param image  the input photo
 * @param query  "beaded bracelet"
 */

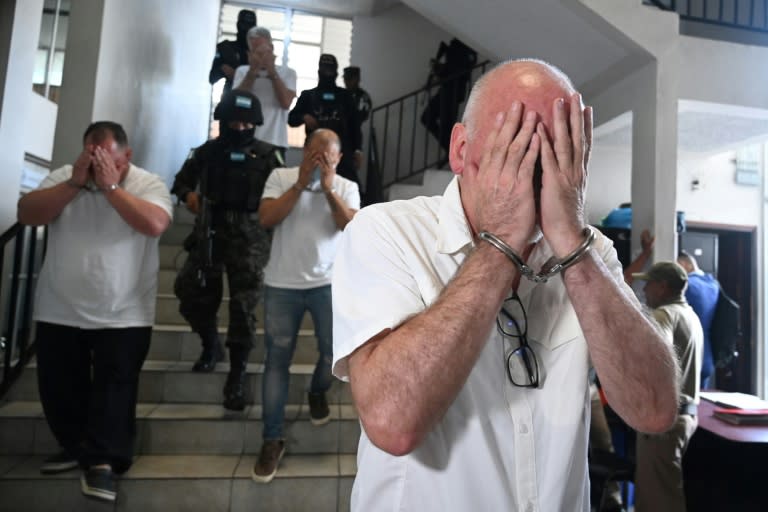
xmin=478 ymin=226 xmax=596 ymax=283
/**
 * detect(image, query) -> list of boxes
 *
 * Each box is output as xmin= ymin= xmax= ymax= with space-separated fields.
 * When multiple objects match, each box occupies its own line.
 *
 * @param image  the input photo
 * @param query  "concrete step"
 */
xmin=148 ymin=326 xmax=321 ymax=364
xmin=159 ymin=244 xmax=185 ymax=271
xmin=6 ymin=360 xmax=353 ymax=406
xmin=0 ymin=401 xmax=360 ymax=457
xmin=0 ymin=453 xmax=354 ymax=512
xmin=159 ymin=221 xmax=194 ymax=247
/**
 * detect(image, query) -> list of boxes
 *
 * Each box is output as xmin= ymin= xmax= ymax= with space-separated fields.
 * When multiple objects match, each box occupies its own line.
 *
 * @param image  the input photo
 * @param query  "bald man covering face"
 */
xmin=331 ymin=59 xmax=679 ymax=512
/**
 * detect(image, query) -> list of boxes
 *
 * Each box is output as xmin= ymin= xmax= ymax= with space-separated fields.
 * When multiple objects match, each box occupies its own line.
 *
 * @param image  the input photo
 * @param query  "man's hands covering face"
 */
xmin=470 ymin=101 xmax=540 ymax=253
xmin=71 ymin=146 xmax=93 ymax=187
xmin=91 ymin=146 xmax=123 ymax=190
xmin=471 ymin=93 xmax=592 ymax=259
xmin=537 ymin=93 xmax=593 ymax=258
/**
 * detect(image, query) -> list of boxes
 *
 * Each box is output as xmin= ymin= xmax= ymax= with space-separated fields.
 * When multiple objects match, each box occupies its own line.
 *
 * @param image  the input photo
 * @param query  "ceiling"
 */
xmin=595 ymin=100 xmax=768 ymax=153
xmin=266 ymin=0 xmax=768 ymax=153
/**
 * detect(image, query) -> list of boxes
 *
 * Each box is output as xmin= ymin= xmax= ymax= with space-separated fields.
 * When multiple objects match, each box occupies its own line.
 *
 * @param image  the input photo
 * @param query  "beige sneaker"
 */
xmin=251 ymin=439 xmax=285 ymax=483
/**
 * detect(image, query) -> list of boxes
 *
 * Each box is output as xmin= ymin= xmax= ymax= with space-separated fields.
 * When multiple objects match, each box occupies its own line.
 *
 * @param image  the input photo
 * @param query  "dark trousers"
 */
xmin=174 ymin=215 xmax=271 ymax=350
xmin=35 ymin=322 xmax=151 ymax=474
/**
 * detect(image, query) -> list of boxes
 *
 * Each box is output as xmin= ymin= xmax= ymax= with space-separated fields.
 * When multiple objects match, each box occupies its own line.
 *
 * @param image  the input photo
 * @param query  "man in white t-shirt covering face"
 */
xmin=251 ymin=128 xmax=360 ymax=483
xmin=233 ymin=26 xmax=297 ymax=159
xmin=331 ymin=59 xmax=681 ymax=512
xmin=17 ymin=121 xmax=173 ymax=503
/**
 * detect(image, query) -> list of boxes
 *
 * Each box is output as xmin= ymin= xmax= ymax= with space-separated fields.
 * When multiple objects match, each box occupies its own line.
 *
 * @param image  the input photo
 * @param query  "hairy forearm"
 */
xmin=234 ymin=72 xmax=256 ymax=92
xmin=563 ymin=251 xmax=679 ymax=433
xmin=105 ymin=189 xmax=170 ymax=237
xmin=349 ymin=243 xmax=516 ymax=455
xmin=258 ymin=190 xmax=301 ymax=228
xmin=17 ymin=183 xmax=80 ymax=225
xmin=323 ymin=190 xmax=356 ymax=229
xmin=270 ymin=74 xmax=295 ymax=109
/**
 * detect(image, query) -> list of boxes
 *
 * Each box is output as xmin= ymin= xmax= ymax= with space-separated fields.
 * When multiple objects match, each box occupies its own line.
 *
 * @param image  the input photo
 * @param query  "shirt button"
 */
xmin=519 ymin=423 xmax=529 ymax=434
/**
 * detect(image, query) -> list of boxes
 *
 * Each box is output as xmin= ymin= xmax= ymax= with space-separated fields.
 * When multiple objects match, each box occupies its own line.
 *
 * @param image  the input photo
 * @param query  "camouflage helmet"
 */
xmin=214 ymin=90 xmax=264 ymax=126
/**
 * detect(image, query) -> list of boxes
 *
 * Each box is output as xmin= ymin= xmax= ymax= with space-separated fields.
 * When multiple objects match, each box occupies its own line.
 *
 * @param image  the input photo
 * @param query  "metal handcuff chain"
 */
xmin=478 ymin=226 xmax=596 ymax=283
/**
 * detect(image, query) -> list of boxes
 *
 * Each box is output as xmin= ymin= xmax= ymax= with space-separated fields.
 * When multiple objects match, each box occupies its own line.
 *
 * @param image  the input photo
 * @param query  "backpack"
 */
xmin=710 ymin=285 xmax=742 ymax=368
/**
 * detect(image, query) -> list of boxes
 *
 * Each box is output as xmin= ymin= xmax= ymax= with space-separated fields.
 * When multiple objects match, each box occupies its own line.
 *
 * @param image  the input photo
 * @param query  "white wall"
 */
xmin=678 ymin=149 xmax=762 ymax=226
xmin=351 ymin=3 xmax=456 ymax=107
xmin=25 ymin=91 xmax=57 ymax=161
xmin=585 ymin=145 xmax=632 ymax=225
xmin=0 ymin=0 xmax=44 ymax=233
xmin=679 ymin=36 xmax=768 ymax=109
xmin=53 ymin=0 xmax=218 ymax=186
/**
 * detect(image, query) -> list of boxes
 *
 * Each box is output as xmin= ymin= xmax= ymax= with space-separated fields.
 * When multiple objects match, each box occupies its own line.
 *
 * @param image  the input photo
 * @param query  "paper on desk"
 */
xmin=700 ymin=391 xmax=768 ymax=410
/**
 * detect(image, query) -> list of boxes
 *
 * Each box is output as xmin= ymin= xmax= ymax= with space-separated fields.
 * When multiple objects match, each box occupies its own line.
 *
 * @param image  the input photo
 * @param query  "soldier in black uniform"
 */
xmin=421 ymin=38 xmax=478 ymax=154
xmin=171 ymin=90 xmax=283 ymax=411
xmin=343 ymin=66 xmax=372 ymax=124
xmin=343 ymin=66 xmax=372 ymax=169
xmin=288 ymin=54 xmax=362 ymax=184
xmin=209 ymin=9 xmax=257 ymax=98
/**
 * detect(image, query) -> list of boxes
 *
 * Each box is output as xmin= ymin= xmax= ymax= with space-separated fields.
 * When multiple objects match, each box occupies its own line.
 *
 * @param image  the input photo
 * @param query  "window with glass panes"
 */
xmin=33 ymin=0 xmax=70 ymax=103
xmin=211 ymin=3 xmax=352 ymax=147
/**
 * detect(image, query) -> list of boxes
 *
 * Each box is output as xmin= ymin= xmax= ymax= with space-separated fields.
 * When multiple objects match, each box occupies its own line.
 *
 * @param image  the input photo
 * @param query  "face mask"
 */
xmin=311 ymin=166 xmax=322 ymax=184
xmin=225 ymin=126 xmax=255 ymax=147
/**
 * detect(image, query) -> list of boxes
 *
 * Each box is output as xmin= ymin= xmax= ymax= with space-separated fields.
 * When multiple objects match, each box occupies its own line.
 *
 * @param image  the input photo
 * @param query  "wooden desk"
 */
xmin=683 ymin=398 xmax=768 ymax=511
xmin=696 ymin=398 xmax=768 ymax=443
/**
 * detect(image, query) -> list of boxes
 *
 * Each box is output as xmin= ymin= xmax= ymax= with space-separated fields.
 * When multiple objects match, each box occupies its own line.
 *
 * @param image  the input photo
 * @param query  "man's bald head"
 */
xmin=306 ymin=128 xmax=341 ymax=153
xmin=462 ymin=59 xmax=576 ymax=139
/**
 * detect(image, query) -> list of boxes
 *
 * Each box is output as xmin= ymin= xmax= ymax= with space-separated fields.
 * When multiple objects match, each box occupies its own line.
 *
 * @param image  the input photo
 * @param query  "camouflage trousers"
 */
xmin=174 ymin=213 xmax=271 ymax=351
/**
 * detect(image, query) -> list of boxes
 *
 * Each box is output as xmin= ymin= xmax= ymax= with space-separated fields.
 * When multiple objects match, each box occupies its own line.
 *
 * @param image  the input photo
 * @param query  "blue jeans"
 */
xmin=262 ymin=285 xmax=334 ymax=440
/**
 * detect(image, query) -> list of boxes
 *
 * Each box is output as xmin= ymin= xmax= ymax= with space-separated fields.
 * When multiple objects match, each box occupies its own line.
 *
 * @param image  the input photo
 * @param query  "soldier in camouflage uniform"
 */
xmin=171 ymin=90 xmax=283 ymax=410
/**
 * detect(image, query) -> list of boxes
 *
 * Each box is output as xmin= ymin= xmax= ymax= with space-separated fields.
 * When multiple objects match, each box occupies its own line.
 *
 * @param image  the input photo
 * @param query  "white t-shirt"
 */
xmin=232 ymin=64 xmax=297 ymax=148
xmin=33 ymin=164 xmax=173 ymax=329
xmin=261 ymin=166 xmax=360 ymax=289
xmin=332 ymin=176 xmax=632 ymax=512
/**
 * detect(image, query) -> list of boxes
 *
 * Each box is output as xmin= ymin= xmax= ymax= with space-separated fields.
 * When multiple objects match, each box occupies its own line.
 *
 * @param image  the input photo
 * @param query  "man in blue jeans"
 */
xmin=253 ymin=128 xmax=359 ymax=482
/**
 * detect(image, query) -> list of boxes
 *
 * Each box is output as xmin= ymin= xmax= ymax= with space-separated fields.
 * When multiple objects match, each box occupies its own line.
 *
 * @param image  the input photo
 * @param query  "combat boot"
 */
xmin=223 ymin=345 xmax=249 ymax=411
xmin=192 ymin=328 xmax=224 ymax=372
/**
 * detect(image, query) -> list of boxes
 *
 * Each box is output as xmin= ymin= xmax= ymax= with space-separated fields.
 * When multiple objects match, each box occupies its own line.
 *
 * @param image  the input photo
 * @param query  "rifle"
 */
xmin=196 ymin=164 xmax=215 ymax=288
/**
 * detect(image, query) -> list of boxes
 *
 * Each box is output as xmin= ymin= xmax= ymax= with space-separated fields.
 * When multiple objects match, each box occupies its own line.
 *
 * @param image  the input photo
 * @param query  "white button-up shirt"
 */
xmin=333 ymin=177 xmax=629 ymax=512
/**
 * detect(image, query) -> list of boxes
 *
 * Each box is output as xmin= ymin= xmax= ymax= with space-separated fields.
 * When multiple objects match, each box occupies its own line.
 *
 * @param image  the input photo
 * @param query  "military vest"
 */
xmin=204 ymin=139 xmax=278 ymax=211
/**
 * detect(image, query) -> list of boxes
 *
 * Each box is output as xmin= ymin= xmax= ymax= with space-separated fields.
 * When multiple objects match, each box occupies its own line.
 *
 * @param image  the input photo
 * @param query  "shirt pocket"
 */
xmin=525 ymin=288 xmax=582 ymax=351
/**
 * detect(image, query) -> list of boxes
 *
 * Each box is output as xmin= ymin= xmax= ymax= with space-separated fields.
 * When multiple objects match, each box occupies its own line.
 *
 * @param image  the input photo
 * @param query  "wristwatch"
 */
xmin=104 ymin=183 xmax=119 ymax=192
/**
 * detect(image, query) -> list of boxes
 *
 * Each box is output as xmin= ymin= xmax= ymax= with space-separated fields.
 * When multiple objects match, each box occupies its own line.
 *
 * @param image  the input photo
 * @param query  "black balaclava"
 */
xmin=317 ymin=53 xmax=339 ymax=90
xmin=224 ymin=125 xmax=255 ymax=148
xmin=236 ymin=10 xmax=256 ymax=44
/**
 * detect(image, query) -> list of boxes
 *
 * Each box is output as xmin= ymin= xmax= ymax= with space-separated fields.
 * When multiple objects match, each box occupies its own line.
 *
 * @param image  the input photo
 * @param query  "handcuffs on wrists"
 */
xmin=478 ymin=226 xmax=596 ymax=283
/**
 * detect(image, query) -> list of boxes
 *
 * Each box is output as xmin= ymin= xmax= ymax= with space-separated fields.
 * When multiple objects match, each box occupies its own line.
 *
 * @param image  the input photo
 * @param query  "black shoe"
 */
xmin=308 ymin=391 xmax=330 ymax=426
xmin=80 ymin=467 xmax=117 ymax=502
xmin=40 ymin=450 xmax=78 ymax=474
xmin=223 ymin=363 xmax=248 ymax=410
xmin=192 ymin=341 xmax=224 ymax=372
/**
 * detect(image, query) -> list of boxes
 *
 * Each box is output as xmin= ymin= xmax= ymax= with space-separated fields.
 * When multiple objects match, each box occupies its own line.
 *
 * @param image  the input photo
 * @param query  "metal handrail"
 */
xmin=646 ymin=0 xmax=768 ymax=34
xmin=0 ymin=222 xmax=46 ymax=398
xmin=364 ymin=60 xmax=491 ymax=204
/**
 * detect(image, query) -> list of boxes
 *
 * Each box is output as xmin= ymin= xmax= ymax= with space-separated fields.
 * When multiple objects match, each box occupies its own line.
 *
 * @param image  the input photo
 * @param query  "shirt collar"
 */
xmin=435 ymin=176 xmax=558 ymax=287
xmin=436 ymin=176 xmax=474 ymax=255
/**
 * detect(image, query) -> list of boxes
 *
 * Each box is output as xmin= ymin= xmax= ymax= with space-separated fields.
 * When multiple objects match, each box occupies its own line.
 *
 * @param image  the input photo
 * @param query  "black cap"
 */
xmin=237 ymin=9 xmax=256 ymax=25
xmin=214 ymin=90 xmax=263 ymax=126
xmin=343 ymin=66 xmax=360 ymax=79
xmin=319 ymin=54 xmax=338 ymax=72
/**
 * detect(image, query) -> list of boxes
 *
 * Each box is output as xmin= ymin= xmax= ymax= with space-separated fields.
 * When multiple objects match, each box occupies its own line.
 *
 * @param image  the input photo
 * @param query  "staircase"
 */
xmin=0 ymin=207 xmax=358 ymax=512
